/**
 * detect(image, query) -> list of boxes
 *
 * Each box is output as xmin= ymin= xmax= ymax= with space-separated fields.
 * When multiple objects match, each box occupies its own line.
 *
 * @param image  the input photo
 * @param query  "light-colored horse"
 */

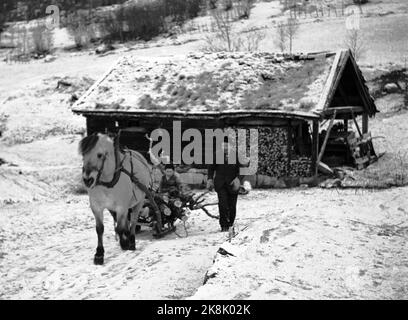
xmin=79 ymin=133 xmax=152 ymax=265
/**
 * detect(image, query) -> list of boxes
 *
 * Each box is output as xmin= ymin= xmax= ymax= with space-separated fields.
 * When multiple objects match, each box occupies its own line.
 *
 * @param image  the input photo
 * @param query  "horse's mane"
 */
xmin=79 ymin=133 xmax=100 ymax=156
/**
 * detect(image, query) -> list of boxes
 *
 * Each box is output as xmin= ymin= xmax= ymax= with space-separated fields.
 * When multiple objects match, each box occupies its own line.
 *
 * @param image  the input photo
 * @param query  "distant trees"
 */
xmin=0 ymin=0 xmax=128 ymax=23
xmin=32 ymin=23 xmax=54 ymax=54
xmin=163 ymin=0 xmax=205 ymax=25
xmin=404 ymin=60 xmax=408 ymax=108
xmin=67 ymin=11 xmax=96 ymax=48
xmin=274 ymin=18 xmax=299 ymax=54
xmin=202 ymin=8 xmax=265 ymax=52
xmin=1 ymin=0 xmax=207 ymax=23
xmin=0 ymin=14 xmax=5 ymax=44
xmin=100 ymin=0 xmax=205 ymax=42
xmin=286 ymin=18 xmax=299 ymax=54
xmin=275 ymin=22 xmax=287 ymax=53
xmin=344 ymin=28 xmax=366 ymax=61
xmin=0 ymin=0 xmax=15 ymax=42
xmin=236 ymin=0 xmax=255 ymax=19
xmin=1 ymin=0 xmax=207 ymax=50
xmin=207 ymin=9 xmax=235 ymax=51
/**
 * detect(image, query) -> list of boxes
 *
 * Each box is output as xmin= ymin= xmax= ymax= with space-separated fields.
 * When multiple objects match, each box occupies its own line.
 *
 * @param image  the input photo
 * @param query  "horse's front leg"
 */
xmin=129 ymin=201 xmax=143 ymax=251
xmin=92 ymin=207 xmax=105 ymax=265
xmin=116 ymin=207 xmax=131 ymax=250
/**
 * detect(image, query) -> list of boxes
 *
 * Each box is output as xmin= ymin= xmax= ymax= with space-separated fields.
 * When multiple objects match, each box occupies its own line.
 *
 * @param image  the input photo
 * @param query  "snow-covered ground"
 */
xmin=2 ymin=135 xmax=405 ymax=300
xmin=0 ymin=193 xmax=223 ymax=299
xmin=192 ymin=188 xmax=408 ymax=300
xmin=0 ymin=187 xmax=407 ymax=299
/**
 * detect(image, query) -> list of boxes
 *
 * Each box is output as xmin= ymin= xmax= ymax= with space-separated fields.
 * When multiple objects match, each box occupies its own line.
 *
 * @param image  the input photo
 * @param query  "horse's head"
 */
xmin=79 ymin=133 xmax=116 ymax=189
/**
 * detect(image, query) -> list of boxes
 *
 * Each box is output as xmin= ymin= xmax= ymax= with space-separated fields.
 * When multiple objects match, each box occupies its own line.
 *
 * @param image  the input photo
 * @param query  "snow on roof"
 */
xmin=72 ymin=51 xmax=338 ymax=118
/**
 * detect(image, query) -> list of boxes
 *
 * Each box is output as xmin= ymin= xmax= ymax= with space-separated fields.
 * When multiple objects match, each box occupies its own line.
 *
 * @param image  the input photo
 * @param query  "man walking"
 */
xmin=207 ymin=139 xmax=243 ymax=232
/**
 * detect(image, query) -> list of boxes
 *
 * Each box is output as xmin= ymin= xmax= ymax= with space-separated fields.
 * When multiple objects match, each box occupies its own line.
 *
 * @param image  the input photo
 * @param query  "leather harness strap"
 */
xmin=94 ymin=145 xmax=163 ymax=230
xmin=95 ymin=145 xmax=125 ymax=189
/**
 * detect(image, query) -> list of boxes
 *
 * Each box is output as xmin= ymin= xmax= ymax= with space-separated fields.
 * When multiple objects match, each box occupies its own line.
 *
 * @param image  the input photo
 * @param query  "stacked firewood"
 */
xmin=257 ymin=127 xmax=289 ymax=177
xmin=289 ymin=158 xmax=312 ymax=177
xmin=223 ymin=126 xmax=311 ymax=178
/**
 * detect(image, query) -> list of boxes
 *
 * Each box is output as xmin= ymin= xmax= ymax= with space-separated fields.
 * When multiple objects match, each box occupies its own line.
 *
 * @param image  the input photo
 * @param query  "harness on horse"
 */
xmin=94 ymin=141 xmax=164 ymax=232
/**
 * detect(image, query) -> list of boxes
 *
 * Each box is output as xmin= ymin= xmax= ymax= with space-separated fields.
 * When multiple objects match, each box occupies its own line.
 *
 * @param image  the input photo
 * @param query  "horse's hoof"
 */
xmin=94 ymin=255 xmax=104 ymax=265
xmin=120 ymin=241 xmax=129 ymax=250
xmin=128 ymin=235 xmax=136 ymax=251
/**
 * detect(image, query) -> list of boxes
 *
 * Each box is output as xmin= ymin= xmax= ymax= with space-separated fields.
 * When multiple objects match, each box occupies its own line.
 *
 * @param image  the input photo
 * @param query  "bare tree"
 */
xmin=207 ymin=9 xmax=234 ymax=51
xmin=286 ymin=17 xmax=299 ymax=54
xmin=404 ymin=58 xmax=408 ymax=108
xmin=209 ymin=0 xmax=218 ymax=9
xmin=275 ymin=21 xmax=287 ymax=52
xmin=274 ymin=18 xmax=299 ymax=54
xmin=235 ymin=27 xmax=266 ymax=52
xmin=32 ymin=22 xmax=54 ymax=55
xmin=0 ymin=13 xmax=5 ymax=45
xmin=67 ymin=12 xmax=96 ymax=49
xmin=202 ymin=9 xmax=265 ymax=52
xmin=236 ymin=0 xmax=255 ymax=19
xmin=223 ymin=0 xmax=233 ymax=11
xmin=344 ymin=28 xmax=366 ymax=61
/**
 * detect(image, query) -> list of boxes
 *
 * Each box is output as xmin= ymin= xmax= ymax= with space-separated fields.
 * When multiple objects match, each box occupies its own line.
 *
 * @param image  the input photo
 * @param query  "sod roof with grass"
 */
xmin=72 ymin=50 xmax=377 ymax=120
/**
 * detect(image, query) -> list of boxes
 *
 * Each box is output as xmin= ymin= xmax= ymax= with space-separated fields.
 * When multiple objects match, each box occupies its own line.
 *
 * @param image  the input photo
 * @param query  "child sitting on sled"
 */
xmin=159 ymin=164 xmax=183 ymax=198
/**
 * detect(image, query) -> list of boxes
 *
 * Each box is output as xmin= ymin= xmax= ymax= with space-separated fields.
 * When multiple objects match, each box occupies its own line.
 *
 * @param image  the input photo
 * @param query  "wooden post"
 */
xmin=362 ymin=113 xmax=368 ymax=134
xmin=344 ymin=118 xmax=348 ymax=133
xmin=351 ymin=110 xmax=363 ymax=138
xmin=287 ymin=121 xmax=292 ymax=176
xmin=317 ymin=111 xmax=337 ymax=164
xmin=86 ymin=117 xmax=93 ymax=136
xmin=344 ymin=117 xmax=350 ymax=163
xmin=311 ymin=120 xmax=319 ymax=176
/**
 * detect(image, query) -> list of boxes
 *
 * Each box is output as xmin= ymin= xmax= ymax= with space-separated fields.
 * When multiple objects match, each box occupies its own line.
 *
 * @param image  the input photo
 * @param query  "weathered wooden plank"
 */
xmin=72 ymin=57 xmax=122 ymax=110
xmin=317 ymin=111 xmax=337 ymax=164
xmin=362 ymin=113 xmax=369 ymax=133
xmin=316 ymin=50 xmax=343 ymax=111
xmin=355 ymin=156 xmax=370 ymax=164
xmin=324 ymin=106 xmax=364 ymax=116
xmin=311 ymin=121 xmax=319 ymax=175
xmin=74 ymin=109 xmax=321 ymax=120
xmin=351 ymin=110 xmax=363 ymax=138
xmin=324 ymin=50 xmax=350 ymax=109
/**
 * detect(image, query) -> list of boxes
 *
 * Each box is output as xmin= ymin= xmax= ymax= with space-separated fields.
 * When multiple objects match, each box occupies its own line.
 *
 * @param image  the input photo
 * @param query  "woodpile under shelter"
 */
xmin=72 ymin=49 xmax=378 ymax=188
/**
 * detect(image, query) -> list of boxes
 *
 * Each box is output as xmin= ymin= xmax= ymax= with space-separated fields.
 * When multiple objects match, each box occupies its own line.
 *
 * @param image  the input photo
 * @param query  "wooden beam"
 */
xmin=348 ymin=54 xmax=376 ymax=116
xmin=351 ymin=110 xmax=363 ymax=138
xmin=323 ymin=106 xmax=364 ymax=117
xmin=311 ymin=120 xmax=319 ymax=176
xmin=72 ymin=58 xmax=122 ymax=110
xmin=74 ymin=109 xmax=320 ymax=121
xmin=325 ymin=51 xmax=351 ymax=108
xmin=317 ymin=110 xmax=337 ymax=164
xmin=316 ymin=51 xmax=343 ymax=111
xmin=344 ymin=118 xmax=351 ymax=163
xmin=287 ymin=121 xmax=292 ymax=176
xmin=362 ymin=113 xmax=368 ymax=134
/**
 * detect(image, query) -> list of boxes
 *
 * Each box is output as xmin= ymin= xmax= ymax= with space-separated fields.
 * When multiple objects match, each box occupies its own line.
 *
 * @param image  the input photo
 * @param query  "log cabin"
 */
xmin=72 ymin=49 xmax=378 ymax=188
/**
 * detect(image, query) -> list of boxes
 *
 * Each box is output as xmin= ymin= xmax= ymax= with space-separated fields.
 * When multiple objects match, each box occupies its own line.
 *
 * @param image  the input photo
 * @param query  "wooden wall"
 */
xmin=86 ymin=116 xmax=316 ymax=181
